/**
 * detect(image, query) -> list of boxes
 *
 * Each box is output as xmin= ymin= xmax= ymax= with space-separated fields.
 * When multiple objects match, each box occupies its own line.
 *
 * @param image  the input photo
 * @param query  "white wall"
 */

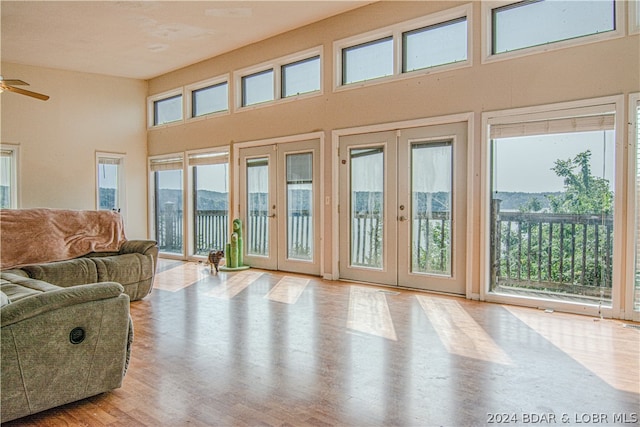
xmin=0 ymin=62 xmax=149 ymax=238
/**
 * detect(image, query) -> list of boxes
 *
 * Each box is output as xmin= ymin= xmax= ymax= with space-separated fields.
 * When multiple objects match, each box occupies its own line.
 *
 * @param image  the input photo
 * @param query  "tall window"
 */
xmin=96 ymin=153 xmax=125 ymax=213
xmin=189 ymin=151 xmax=229 ymax=255
xmin=0 ymin=145 xmax=18 ymax=208
xmin=150 ymin=155 xmax=184 ymax=255
xmin=491 ymin=0 xmax=616 ymax=55
xmin=488 ymin=106 xmax=617 ymax=306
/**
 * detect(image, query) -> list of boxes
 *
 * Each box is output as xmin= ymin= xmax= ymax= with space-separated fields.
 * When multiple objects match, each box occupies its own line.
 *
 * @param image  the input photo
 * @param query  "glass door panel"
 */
xmin=286 ymin=153 xmax=313 ymax=261
xmin=154 ymin=169 xmax=183 ymax=255
xmin=397 ymin=123 xmax=467 ymax=294
xmin=339 ymin=132 xmax=397 ymax=286
xmin=410 ymin=141 xmax=452 ymax=276
xmin=350 ymin=147 xmax=385 ymax=269
xmin=246 ymin=157 xmax=271 ymax=258
xmin=277 ymin=140 xmax=321 ymax=275
xmin=192 ymin=162 xmax=229 ymax=256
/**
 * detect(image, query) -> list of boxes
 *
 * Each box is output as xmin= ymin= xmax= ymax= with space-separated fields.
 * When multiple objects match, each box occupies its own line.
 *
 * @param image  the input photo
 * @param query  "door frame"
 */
xmin=233 ymin=131 xmax=325 ymax=275
xmin=331 ymin=113 xmax=475 ymax=297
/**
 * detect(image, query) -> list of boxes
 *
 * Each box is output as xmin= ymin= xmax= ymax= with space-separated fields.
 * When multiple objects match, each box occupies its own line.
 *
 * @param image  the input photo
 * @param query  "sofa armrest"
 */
xmin=119 ymin=240 xmax=158 ymax=257
xmin=1 ymin=282 xmax=126 ymax=327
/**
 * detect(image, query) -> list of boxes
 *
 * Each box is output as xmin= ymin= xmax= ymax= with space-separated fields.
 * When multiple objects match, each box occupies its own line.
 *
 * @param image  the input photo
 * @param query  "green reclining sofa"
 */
xmin=0 ymin=208 xmax=158 ymax=422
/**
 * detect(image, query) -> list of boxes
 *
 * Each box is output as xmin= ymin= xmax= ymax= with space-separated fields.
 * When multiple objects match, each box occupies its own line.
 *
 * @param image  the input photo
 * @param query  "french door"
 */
xmin=239 ymin=139 xmax=321 ymax=275
xmin=338 ymin=123 xmax=467 ymax=294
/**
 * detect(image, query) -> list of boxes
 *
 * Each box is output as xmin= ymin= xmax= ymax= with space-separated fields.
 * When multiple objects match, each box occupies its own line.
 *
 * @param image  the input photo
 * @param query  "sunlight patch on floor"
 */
xmin=205 ymin=270 xmax=264 ymax=299
xmin=264 ymin=276 xmax=310 ymax=304
xmin=347 ymin=286 xmax=397 ymax=341
xmin=417 ymin=296 xmax=512 ymax=365
xmin=505 ymin=306 xmax=640 ymax=394
xmin=153 ymin=262 xmax=207 ymax=292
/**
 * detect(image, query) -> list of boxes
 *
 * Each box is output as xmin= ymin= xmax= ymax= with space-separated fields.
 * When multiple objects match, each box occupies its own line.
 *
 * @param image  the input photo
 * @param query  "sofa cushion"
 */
xmin=20 ymin=258 xmax=98 ymax=288
xmin=1 ymin=273 xmax=62 ymax=303
xmin=92 ymin=253 xmax=154 ymax=300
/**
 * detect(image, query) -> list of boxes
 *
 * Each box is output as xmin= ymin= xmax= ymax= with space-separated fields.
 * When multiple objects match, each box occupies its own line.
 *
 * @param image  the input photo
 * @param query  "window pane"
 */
xmin=193 ymin=163 xmax=229 ymax=255
xmin=154 ymin=94 xmax=183 ymax=125
xmin=411 ymin=141 xmax=452 ymax=276
xmin=492 ymin=0 xmax=615 ymax=54
xmin=98 ymin=161 xmax=119 ymax=211
xmin=342 ymin=37 xmax=393 ymax=85
xmin=192 ymin=82 xmax=228 ymax=117
xmin=247 ymin=158 xmax=269 ymax=256
xmin=155 ymin=169 xmax=183 ymax=254
xmin=282 ymin=56 xmax=320 ymax=98
xmin=242 ymin=69 xmax=274 ymax=106
xmin=0 ymin=153 xmax=13 ymax=209
xmin=350 ymin=147 xmax=384 ymax=268
xmin=490 ymin=128 xmax=616 ymax=305
xmin=286 ymin=153 xmax=313 ymax=261
xmin=403 ymin=18 xmax=467 ymax=72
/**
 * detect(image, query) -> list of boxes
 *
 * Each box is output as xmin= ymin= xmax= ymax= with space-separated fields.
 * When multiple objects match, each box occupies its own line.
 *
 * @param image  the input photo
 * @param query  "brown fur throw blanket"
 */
xmin=0 ymin=208 xmax=127 ymax=270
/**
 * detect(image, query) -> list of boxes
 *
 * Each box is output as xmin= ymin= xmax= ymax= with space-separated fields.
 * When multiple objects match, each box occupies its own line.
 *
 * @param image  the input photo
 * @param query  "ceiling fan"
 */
xmin=0 ymin=76 xmax=50 ymax=101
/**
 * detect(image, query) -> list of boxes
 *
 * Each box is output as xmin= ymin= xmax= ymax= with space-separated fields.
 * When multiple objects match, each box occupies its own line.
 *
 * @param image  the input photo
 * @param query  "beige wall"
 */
xmin=146 ymin=0 xmax=639 ymax=304
xmin=0 ymin=62 xmax=149 ymax=239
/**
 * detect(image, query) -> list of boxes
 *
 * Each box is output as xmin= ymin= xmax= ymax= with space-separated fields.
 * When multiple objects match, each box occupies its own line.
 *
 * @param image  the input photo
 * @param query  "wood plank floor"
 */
xmin=5 ymin=259 xmax=639 ymax=427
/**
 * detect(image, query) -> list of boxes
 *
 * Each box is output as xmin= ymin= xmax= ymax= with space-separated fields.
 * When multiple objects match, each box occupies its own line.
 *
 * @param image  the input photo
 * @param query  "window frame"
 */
xmin=627 ymin=92 xmax=640 ymax=321
xmin=234 ymin=46 xmax=323 ymax=111
xmin=480 ymin=95 xmax=626 ymax=318
xmin=481 ymin=0 xmax=625 ymax=64
xmin=147 ymin=88 xmax=184 ymax=129
xmin=186 ymin=147 xmax=231 ymax=257
xmin=333 ymin=4 xmax=472 ymax=92
xmin=0 ymin=144 xmax=20 ymax=209
xmin=630 ymin=0 xmax=640 ymax=35
xmin=95 ymin=151 xmax=126 ymax=217
xmin=185 ymin=75 xmax=230 ymax=121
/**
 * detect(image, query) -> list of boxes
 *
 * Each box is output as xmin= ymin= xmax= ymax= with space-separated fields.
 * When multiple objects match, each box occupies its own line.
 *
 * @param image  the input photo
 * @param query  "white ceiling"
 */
xmin=1 ymin=1 xmax=370 ymax=80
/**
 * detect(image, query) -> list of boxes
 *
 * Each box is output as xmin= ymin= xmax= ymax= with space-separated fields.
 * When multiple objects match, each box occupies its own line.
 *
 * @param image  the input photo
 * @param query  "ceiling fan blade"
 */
xmin=2 ymin=84 xmax=50 ymax=101
xmin=1 ymin=79 xmax=29 ymax=86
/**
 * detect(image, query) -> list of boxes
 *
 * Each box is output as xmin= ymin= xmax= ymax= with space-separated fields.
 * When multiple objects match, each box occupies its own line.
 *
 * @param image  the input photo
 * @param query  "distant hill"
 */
xmin=93 ymin=187 xmax=562 ymax=214
xmin=493 ymin=191 xmax=563 ymax=212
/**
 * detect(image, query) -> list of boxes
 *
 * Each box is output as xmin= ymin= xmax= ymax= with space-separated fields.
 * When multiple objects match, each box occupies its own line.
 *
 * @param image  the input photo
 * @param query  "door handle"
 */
xmin=399 ymin=216 xmax=407 ymax=222
xmin=268 ymin=214 xmax=276 ymax=218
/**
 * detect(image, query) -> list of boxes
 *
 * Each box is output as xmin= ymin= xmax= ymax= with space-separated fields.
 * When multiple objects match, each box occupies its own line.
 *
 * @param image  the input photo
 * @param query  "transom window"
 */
xmin=403 ymin=17 xmax=467 ymax=73
xmin=342 ymin=37 xmax=393 ymax=85
xmin=236 ymin=47 xmax=322 ymax=109
xmin=153 ymin=94 xmax=182 ymax=126
xmin=242 ymin=69 xmax=275 ymax=107
xmin=485 ymin=0 xmax=622 ymax=61
xmin=335 ymin=4 xmax=471 ymax=89
xmin=282 ymin=56 xmax=321 ymax=98
xmin=192 ymin=82 xmax=228 ymax=117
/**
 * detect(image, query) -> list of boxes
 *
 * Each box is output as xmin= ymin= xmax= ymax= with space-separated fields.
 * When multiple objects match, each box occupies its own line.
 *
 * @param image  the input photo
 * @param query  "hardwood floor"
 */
xmin=5 ymin=259 xmax=639 ymax=426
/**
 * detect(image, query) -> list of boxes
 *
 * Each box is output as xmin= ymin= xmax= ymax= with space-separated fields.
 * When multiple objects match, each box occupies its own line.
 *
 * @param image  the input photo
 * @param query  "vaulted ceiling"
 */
xmin=1 ymin=1 xmax=370 ymax=80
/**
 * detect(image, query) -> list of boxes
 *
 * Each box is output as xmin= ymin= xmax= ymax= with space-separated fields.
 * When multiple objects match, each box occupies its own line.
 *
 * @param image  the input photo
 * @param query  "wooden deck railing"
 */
xmin=491 ymin=200 xmax=613 ymax=298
